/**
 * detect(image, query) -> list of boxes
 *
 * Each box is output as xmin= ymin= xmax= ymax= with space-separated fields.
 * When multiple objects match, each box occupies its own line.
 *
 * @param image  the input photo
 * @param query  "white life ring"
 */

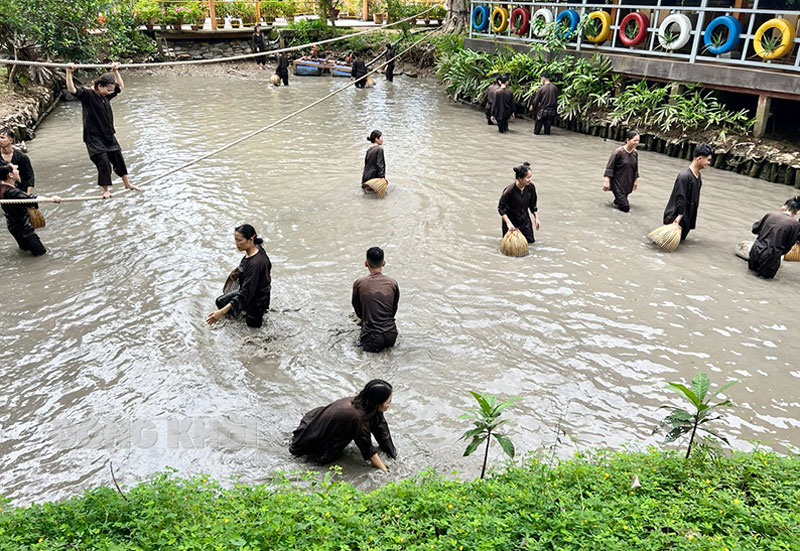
xmin=658 ymin=13 xmax=692 ymax=50
xmin=532 ymin=8 xmax=554 ymax=38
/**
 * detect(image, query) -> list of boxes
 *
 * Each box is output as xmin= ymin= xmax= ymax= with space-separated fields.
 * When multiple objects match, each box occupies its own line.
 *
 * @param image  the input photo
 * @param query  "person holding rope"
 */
xmin=65 ymin=63 xmax=141 ymax=199
xmin=206 ymin=224 xmax=272 ymax=328
xmin=0 ymin=163 xmax=61 ymax=256
xmin=0 ymin=128 xmax=35 ymax=193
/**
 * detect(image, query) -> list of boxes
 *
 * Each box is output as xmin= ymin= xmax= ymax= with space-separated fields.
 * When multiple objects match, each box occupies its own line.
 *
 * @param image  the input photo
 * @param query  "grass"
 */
xmin=1 ymin=449 xmax=798 ymax=550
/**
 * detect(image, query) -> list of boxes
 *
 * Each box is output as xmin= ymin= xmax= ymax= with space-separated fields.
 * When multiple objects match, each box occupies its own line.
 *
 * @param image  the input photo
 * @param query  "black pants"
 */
xmin=215 ymin=292 xmax=268 ymax=328
xmin=354 ymin=76 xmax=366 ymax=88
xmin=255 ymin=50 xmax=266 ymax=65
xmin=485 ymin=105 xmax=494 ymax=125
xmin=90 ymin=149 xmax=128 ymax=187
xmin=277 ymin=69 xmax=289 ymax=86
xmin=748 ymin=243 xmax=781 ymax=279
xmin=386 ymin=62 xmax=394 ymax=82
xmin=497 ymin=117 xmax=510 ymax=133
xmin=360 ymin=330 xmax=398 ymax=353
xmin=7 ymin=217 xmax=46 ymax=256
xmin=610 ymin=182 xmax=631 ymax=213
xmin=534 ymin=115 xmax=554 ymax=135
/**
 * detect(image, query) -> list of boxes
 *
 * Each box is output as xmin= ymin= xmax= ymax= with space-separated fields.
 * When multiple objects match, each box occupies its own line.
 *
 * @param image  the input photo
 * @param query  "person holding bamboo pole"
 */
xmin=65 ymin=63 xmax=141 ymax=199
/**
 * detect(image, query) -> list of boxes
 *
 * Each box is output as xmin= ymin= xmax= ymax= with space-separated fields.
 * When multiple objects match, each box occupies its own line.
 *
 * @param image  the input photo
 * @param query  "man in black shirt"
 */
xmin=663 ymin=144 xmax=713 ymax=241
xmin=490 ymin=75 xmax=515 ymax=134
xmin=66 ymin=63 xmax=141 ymax=199
xmin=252 ymin=24 xmax=267 ymax=68
xmin=0 ymin=163 xmax=61 ymax=256
xmin=351 ymin=54 xmax=368 ymax=89
xmin=530 ymin=74 xmax=559 ymax=135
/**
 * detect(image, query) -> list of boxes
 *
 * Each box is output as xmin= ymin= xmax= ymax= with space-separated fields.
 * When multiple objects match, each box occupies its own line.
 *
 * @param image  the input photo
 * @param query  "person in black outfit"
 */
xmin=490 ymin=75 xmax=515 ymax=133
xmin=290 ymin=379 xmax=396 ymax=471
xmin=383 ymin=43 xmax=395 ymax=82
xmin=498 ymin=162 xmax=540 ymax=243
xmin=748 ymin=196 xmax=800 ymax=279
xmin=361 ymin=130 xmax=386 ymax=188
xmin=65 ymin=63 xmax=141 ymax=199
xmin=484 ymin=76 xmax=501 ymax=125
xmin=352 ymin=247 xmax=400 ymax=353
xmin=663 ymin=144 xmax=713 ymax=241
xmin=252 ymin=24 xmax=267 ymax=68
xmin=351 ymin=54 xmax=368 ymax=88
xmin=603 ymin=130 xmax=640 ymax=212
xmin=275 ymin=53 xmax=290 ymax=86
xmin=530 ymin=74 xmax=559 ymax=135
xmin=0 ymin=127 xmax=35 ymax=193
xmin=0 ymin=163 xmax=61 ymax=256
xmin=206 ymin=224 xmax=272 ymax=328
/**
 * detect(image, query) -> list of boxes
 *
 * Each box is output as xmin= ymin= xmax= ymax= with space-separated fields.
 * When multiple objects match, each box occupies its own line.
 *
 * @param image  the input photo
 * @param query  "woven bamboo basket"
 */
xmin=362 ymin=178 xmax=388 ymax=198
xmin=735 ymin=240 xmax=753 ymax=261
xmin=646 ymin=223 xmax=682 ymax=252
xmin=223 ymin=268 xmax=240 ymax=293
xmin=500 ymin=229 xmax=529 ymax=257
xmin=785 ymin=243 xmax=800 ymax=262
xmin=365 ymin=76 xmax=376 ymax=88
xmin=269 ymin=73 xmax=281 ymax=86
xmin=27 ymin=208 xmax=45 ymax=229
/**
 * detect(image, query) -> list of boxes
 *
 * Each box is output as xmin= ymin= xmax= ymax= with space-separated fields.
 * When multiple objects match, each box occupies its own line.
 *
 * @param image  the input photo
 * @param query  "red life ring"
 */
xmin=619 ymin=12 xmax=649 ymax=46
xmin=510 ymin=7 xmax=530 ymax=36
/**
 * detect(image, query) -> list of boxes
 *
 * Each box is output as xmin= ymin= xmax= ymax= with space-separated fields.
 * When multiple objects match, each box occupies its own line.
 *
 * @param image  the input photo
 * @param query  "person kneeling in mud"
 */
xmin=206 ymin=224 xmax=271 ymax=327
xmin=352 ymin=247 xmax=399 ymax=353
xmin=748 ymin=195 xmax=800 ymax=279
xmin=290 ymin=379 xmax=396 ymax=471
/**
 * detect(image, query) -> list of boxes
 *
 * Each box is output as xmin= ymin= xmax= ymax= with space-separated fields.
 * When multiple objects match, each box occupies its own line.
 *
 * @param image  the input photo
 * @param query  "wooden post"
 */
xmin=210 ymin=0 xmax=217 ymax=29
xmin=256 ymin=0 xmax=261 ymax=22
xmin=754 ymin=94 xmax=772 ymax=138
xmin=363 ymin=0 xmax=368 ymax=21
xmin=732 ymin=0 xmax=744 ymax=22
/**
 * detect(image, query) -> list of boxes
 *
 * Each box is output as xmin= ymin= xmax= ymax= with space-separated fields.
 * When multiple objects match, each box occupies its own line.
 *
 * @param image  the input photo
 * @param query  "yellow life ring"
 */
xmin=754 ymin=18 xmax=796 ymax=60
xmin=491 ymin=7 xmax=509 ymax=33
xmin=586 ymin=11 xmax=612 ymax=43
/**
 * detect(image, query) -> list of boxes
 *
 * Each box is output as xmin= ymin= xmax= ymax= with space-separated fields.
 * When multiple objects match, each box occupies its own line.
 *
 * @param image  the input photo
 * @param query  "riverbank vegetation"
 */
xmin=1 ymin=449 xmax=798 ymax=549
xmin=435 ymin=42 xmax=754 ymax=138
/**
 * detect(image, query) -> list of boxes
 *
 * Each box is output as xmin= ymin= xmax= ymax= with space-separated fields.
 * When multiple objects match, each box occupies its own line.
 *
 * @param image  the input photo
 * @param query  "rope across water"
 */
xmin=0 ymin=25 xmax=441 ymax=205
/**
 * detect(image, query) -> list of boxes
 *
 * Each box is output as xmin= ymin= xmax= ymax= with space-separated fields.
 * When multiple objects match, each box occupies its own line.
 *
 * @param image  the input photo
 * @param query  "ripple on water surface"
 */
xmin=1 ymin=74 xmax=799 ymax=504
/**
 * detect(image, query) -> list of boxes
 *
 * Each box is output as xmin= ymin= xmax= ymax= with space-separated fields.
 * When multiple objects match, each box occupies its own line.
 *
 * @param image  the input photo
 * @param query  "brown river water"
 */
xmin=1 ymin=70 xmax=799 ymax=505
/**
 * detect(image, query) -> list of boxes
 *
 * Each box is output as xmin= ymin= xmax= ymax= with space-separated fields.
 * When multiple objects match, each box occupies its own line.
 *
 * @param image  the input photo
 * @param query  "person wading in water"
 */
xmin=603 ymin=130 xmax=640 ymax=213
xmin=352 ymin=247 xmax=399 ymax=353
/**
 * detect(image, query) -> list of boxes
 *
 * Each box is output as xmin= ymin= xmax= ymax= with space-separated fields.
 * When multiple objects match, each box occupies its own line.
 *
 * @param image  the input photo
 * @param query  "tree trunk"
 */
xmin=442 ymin=0 xmax=469 ymax=34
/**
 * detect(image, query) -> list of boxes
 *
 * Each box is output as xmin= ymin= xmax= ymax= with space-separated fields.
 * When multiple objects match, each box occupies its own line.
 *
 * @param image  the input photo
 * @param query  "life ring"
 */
xmin=491 ymin=7 xmax=509 ymax=33
xmin=754 ymin=18 xmax=796 ymax=60
xmin=585 ymin=10 xmax=612 ymax=44
xmin=510 ymin=7 xmax=530 ymax=36
xmin=619 ymin=12 xmax=649 ymax=46
xmin=658 ymin=13 xmax=692 ymax=50
xmin=471 ymin=5 xmax=490 ymax=32
xmin=555 ymin=9 xmax=579 ymax=39
xmin=703 ymin=15 xmax=742 ymax=55
xmin=531 ymin=8 xmax=553 ymax=38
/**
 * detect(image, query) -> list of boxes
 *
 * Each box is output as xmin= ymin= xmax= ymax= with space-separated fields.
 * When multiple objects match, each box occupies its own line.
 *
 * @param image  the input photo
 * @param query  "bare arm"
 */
xmin=65 ymin=64 xmax=77 ymax=94
xmin=369 ymin=453 xmax=388 ymax=472
xmin=112 ymin=62 xmax=124 ymax=91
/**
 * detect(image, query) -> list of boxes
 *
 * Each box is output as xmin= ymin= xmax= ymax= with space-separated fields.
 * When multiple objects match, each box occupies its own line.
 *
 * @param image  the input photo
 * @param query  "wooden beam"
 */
xmin=209 ymin=0 xmax=217 ymax=30
xmin=363 ymin=0 xmax=368 ymax=21
xmin=256 ymin=0 xmax=261 ymax=22
xmin=754 ymin=94 xmax=772 ymax=138
xmin=733 ymin=0 xmax=744 ymax=22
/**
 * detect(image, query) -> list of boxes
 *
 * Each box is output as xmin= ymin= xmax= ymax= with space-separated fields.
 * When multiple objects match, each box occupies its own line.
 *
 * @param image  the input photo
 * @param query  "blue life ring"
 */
xmin=703 ymin=15 xmax=742 ymax=55
xmin=555 ymin=9 xmax=579 ymax=39
xmin=472 ymin=5 xmax=490 ymax=32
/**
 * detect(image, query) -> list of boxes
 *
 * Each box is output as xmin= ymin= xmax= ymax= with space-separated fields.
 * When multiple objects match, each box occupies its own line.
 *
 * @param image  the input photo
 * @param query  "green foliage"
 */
xmin=459 ymin=391 xmax=521 ymax=478
xmin=1 ymin=451 xmax=799 ymax=549
xmin=285 ymin=17 xmax=332 ymax=46
xmin=655 ymin=372 xmax=739 ymax=459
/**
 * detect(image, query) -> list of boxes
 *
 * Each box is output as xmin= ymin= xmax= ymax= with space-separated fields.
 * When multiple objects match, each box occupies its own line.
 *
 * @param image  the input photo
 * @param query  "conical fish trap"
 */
xmin=647 ymin=223 xmax=681 ymax=252
xmin=785 ymin=243 xmax=800 ymax=262
xmin=27 ymin=207 xmax=45 ymax=229
xmin=362 ymin=178 xmax=388 ymax=198
xmin=269 ymin=73 xmax=281 ymax=86
xmin=735 ymin=240 xmax=753 ymax=261
xmin=223 ymin=268 xmax=240 ymax=293
xmin=500 ymin=229 xmax=529 ymax=257
xmin=365 ymin=76 xmax=376 ymax=87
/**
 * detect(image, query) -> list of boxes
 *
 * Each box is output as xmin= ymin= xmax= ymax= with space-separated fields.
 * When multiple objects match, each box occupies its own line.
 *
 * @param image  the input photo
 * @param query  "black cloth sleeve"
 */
xmin=370 ymin=413 xmax=396 ymax=459
xmin=353 ymin=418 xmax=378 ymax=460
xmin=376 ymin=148 xmax=385 ymax=179
xmin=497 ymin=188 xmax=510 ymax=217
xmin=107 ymin=84 xmax=121 ymax=101
xmin=352 ymin=280 xmax=363 ymax=318
xmin=529 ymin=187 xmax=538 ymax=213
xmin=672 ymin=176 xmax=688 ymax=217
xmin=229 ymin=260 xmax=257 ymax=316
xmin=603 ymin=150 xmax=617 ymax=179
xmin=633 ymin=155 xmax=639 ymax=179
xmin=73 ymin=86 xmax=87 ymax=101
xmin=752 ymin=215 xmax=766 ymax=236
xmin=17 ymin=153 xmax=34 ymax=189
xmin=392 ymin=283 xmax=399 ymax=316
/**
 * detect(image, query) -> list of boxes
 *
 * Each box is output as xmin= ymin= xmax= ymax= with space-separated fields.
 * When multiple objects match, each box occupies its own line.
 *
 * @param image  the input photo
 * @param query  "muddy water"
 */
xmin=1 ymin=70 xmax=799 ymax=505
